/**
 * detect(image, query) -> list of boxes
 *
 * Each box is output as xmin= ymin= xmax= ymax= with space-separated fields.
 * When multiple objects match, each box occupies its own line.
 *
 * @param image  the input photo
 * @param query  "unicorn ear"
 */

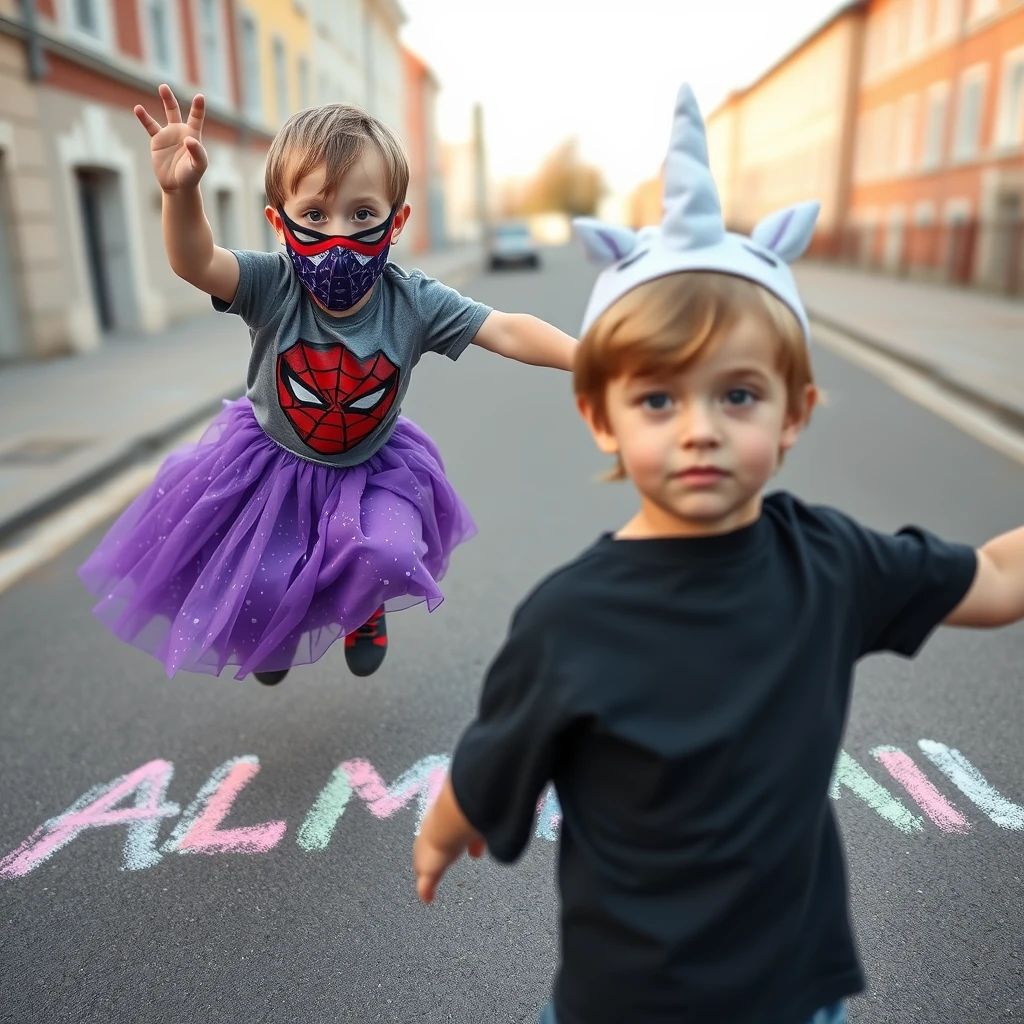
xmin=750 ymin=202 xmax=820 ymax=263
xmin=572 ymin=218 xmax=639 ymax=266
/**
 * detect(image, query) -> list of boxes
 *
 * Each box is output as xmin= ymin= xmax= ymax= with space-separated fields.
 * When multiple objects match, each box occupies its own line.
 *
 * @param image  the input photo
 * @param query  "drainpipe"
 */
xmin=19 ymin=0 xmax=47 ymax=81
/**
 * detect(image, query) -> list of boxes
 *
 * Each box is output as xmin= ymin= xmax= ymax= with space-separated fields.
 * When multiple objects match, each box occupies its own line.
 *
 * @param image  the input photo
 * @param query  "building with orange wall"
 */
xmin=0 ymin=0 xmax=279 ymax=357
xmin=848 ymin=0 xmax=1024 ymax=292
xmin=704 ymin=2 xmax=868 ymax=253
xmin=0 ymin=0 xmax=440 ymax=360
xmin=399 ymin=46 xmax=444 ymax=256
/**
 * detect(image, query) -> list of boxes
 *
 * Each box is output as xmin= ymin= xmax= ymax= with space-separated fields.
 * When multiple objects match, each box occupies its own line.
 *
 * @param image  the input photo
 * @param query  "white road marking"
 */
xmin=0 ymin=423 xmax=206 ymax=597
xmin=811 ymin=322 xmax=1024 ymax=467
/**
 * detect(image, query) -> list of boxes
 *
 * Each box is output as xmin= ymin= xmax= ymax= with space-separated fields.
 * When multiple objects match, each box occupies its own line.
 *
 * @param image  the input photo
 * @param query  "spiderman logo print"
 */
xmin=277 ymin=341 xmax=399 ymax=455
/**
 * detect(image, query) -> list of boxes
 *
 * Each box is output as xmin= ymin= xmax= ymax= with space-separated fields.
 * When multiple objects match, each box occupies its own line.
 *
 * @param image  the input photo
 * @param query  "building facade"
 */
xmin=308 ymin=0 xmax=404 ymax=131
xmin=848 ymin=0 xmax=1024 ymax=292
xmin=401 ymin=46 xmax=444 ymax=254
xmin=704 ymin=2 xmax=867 ymax=251
xmin=0 ymin=0 xmax=445 ymax=363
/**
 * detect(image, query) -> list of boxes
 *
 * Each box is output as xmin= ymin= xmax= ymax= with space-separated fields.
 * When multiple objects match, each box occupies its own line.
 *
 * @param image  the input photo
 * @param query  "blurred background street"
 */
xmin=1 ymin=1 xmax=1023 ymax=1022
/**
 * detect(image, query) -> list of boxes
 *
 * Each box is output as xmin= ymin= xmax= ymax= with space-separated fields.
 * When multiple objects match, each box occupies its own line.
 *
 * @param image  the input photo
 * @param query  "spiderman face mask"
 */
xmin=278 ymin=206 xmax=397 ymax=312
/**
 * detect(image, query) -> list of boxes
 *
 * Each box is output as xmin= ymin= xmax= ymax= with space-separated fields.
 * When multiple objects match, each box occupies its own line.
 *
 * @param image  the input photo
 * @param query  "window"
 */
xmin=144 ymin=0 xmax=179 ymax=75
xmin=933 ymin=0 xmax=962 ymax=40
xmin=968 ymin=0 xmax=998 ymax=23
xmin=954 ymin=70 xmax=987 ymax=160
xmin=876 ymin=103 xmax=896 ymax=176
xmin=855 ymin=112 xmax=872 ymax=181
xmin=215 ymin=189 xmax=238 ymax=249
xmin=67 ymin=0 xmax=111 ymax=45
xmin=198 ymin=0 xmax=227 ymax=101
xmin=996 ymin=51 xmax=1024 ymax=148
xmin=891 ymin=0 xmax=910 ymax=65
xmin=914 ymin=201 xmax=936 ymax=226
xmin=74 ymin=0 xmax=100 ymax=33
xmin=297 ymin=56 xmax=310 ymax=110
xmin=239 ymin=12 xmax=262 ymax=121
xmin=909 ymin=0 xmax=929 ymax=55
xmin=922 ymin=84 xmax=949 ymax=168
xmin=896 ymin=94 xmax=919 ymax=171
xmin=273 ymin=36 xmax=289 ymax=124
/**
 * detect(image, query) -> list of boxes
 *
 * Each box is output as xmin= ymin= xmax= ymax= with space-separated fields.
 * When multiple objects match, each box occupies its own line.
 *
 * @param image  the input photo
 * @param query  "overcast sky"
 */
xmin=400 ymin=0 xmax=846 ymax=194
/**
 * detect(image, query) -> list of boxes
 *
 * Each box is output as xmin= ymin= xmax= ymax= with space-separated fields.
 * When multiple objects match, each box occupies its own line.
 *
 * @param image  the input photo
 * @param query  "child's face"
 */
xmin=265 ymin=147 xmax=409 ymax=263
xmin=580 ymin=313 xmax=816 ymax=537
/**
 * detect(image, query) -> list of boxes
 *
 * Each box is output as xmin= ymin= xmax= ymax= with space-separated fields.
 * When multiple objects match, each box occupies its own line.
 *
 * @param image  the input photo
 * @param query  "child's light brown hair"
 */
xmin=574 ymin=271 xmax=815 ymax=480
xmin=265 ymin=104 xmax=410 ymax=210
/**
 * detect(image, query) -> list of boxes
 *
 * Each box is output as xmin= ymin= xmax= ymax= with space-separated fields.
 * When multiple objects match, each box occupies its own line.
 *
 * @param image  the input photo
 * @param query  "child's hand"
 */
xmin=134 ymin=84 xmax=209 ymax=194
xmin=413 ymin=830 xmax=485 ymax=904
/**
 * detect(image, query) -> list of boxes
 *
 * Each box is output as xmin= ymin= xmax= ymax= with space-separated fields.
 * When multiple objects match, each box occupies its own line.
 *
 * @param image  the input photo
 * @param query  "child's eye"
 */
xmin=355 ymin=209 xmax=375 ymax=222
xmin=639 ymin=392 xmax=673 ymax=412
xmin=724 ymin=388 xmax=757 ymax=407
xmin=304 ymin=210 xmax=326 ymax=224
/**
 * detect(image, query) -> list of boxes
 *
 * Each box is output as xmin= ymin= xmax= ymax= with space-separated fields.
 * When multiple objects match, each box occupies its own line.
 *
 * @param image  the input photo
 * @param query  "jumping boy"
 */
xmin=413 ymin=84 xmax=1024 ymax=1024
xmin=79 ymin=86 xmax=575 ymax=685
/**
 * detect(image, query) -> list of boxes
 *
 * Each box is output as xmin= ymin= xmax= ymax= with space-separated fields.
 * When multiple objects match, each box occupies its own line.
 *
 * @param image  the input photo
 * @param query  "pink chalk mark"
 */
xmin=176 ymin=760 xmax=285 ymax=855
xmin=0 ymin=760 xmax=177 ymax=878
xmin=874 ymin=747 xmax=971 ymax=835
xmin=341 ymin=757 xmax=447 ymax=820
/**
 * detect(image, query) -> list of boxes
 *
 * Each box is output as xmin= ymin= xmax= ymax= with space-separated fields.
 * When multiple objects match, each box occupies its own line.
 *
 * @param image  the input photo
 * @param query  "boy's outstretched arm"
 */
xmin=472 ymin=312 xmax=577 ymax=370
xmin=413 ymin=776 xmax=485 ymax=903
xmin=946 ymin=527 xmax=1024 ymax=627
xmin=135 ymin=84 xmax=239 ymax=304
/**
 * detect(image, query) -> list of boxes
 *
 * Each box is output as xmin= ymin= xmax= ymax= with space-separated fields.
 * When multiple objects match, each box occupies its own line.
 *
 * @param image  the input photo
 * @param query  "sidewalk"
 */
xmin=796 ymin=262 xmax=1024 ymax=427
xmin=0 ymin=245 xmax=482 ymax=542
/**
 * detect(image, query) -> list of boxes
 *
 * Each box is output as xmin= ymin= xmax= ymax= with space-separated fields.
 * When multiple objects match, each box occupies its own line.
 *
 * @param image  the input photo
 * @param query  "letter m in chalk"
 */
xmin=297 ymin=756 xmax=450 ymax=851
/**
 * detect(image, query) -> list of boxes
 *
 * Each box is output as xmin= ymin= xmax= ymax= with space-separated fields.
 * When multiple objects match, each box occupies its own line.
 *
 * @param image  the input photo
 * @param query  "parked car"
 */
xmin=487 ymin=221 xmax=540 ymax=270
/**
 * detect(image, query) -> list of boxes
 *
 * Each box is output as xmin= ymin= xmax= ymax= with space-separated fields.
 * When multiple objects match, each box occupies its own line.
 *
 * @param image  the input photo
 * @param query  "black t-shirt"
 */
xmin=450 ymin=492 xmax=977 ymax=1024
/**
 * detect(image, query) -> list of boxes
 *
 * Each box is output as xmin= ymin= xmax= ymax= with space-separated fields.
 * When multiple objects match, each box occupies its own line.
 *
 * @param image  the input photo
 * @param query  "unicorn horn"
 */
xmin=661 ymin=83 xmax=725 ymax=251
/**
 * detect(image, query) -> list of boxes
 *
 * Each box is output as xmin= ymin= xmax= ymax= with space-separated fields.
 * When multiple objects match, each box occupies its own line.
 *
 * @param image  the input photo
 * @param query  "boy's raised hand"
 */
xmin=135 ymin=84 xmax=208 ymax=194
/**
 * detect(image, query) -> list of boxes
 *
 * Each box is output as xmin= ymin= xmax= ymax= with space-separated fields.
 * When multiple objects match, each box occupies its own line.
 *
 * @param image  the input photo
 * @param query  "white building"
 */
xmin=309 ymin=0 xmax=405 ymax=133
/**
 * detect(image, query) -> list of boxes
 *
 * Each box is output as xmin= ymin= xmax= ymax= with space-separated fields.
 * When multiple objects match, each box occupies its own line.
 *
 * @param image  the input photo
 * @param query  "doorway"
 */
xmin=214 ymin=188 xmax=238 ymax=249
xmin=992 ymin=192 xmax=1023 ymax=295
xmin=0 ymin=153 xmax=23 ymax=357
xmin=76 ymin=168 xmax=136 ymax=333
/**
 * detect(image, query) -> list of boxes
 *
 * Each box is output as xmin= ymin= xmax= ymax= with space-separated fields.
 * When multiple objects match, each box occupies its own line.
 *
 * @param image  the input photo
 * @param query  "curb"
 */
xmin=0 ymin=386 xmax=243 ymax=546
xmin=807 ymin=309 xmax=1024 ymax=437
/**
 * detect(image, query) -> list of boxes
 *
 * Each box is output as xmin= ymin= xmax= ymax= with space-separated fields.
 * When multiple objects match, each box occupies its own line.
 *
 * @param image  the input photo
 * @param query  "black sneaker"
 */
xmin=254 ymin=669 xmax=289 ymax=686
xmin=345 ymin=606 xmax=387 ymax=677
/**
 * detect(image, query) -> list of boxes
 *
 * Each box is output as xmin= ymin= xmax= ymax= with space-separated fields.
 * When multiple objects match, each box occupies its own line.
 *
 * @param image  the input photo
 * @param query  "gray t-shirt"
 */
xmin=213 ymin=250 xmax=493 ymax=467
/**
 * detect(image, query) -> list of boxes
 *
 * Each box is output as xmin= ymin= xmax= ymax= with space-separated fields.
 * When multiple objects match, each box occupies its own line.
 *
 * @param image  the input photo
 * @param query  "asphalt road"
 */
xmin=1 ymin=244 xmax=1022 ymax=1023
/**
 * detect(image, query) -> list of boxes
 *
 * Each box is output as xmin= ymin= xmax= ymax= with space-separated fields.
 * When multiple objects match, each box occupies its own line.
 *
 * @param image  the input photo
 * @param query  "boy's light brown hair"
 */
xmin=265 ymin=104 xmax=410 ymax=210
xmin=574 ymin=272 xmax=815 ymax=480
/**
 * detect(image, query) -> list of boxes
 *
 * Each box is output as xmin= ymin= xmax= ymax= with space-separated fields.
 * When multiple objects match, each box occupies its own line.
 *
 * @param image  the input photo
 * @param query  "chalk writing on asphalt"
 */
xmin=1 ymin=740 xmax=1022 ymax=880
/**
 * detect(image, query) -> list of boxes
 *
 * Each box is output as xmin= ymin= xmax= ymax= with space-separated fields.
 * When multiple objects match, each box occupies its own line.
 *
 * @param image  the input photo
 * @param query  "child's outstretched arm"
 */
xmin=134 ymin=84 xmax=240 ymax=304
xmin=946 ymin=526 xmax=1024 ymax=628
xmin=413 ymin=776 xmax=485 ymax=903
xmin=472 ymin=312 xmax=577 ymax=371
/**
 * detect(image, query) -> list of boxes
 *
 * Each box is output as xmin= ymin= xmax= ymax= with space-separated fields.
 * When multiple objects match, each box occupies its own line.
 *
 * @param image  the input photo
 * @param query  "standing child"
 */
xmin=79 ymin=86 xmax=575 ymax=684
xmin=414 ymin=84 xmax=1024 ymax=1024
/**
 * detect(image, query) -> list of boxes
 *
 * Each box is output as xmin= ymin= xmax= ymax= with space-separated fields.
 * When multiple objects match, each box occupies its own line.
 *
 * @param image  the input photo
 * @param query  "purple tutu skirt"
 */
xmin=78 ymin=398 xmax=476 ymax=679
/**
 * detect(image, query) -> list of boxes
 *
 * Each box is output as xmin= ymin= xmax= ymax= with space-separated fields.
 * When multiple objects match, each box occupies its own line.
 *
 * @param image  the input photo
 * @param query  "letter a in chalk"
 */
xmin=0 ymin=760 xmax=180 ymax=878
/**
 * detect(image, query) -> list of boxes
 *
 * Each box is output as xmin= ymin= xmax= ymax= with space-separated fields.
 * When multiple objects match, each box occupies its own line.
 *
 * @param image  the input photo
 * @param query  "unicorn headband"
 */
xmin=574 ymin=83 xmax=820 ymax=342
